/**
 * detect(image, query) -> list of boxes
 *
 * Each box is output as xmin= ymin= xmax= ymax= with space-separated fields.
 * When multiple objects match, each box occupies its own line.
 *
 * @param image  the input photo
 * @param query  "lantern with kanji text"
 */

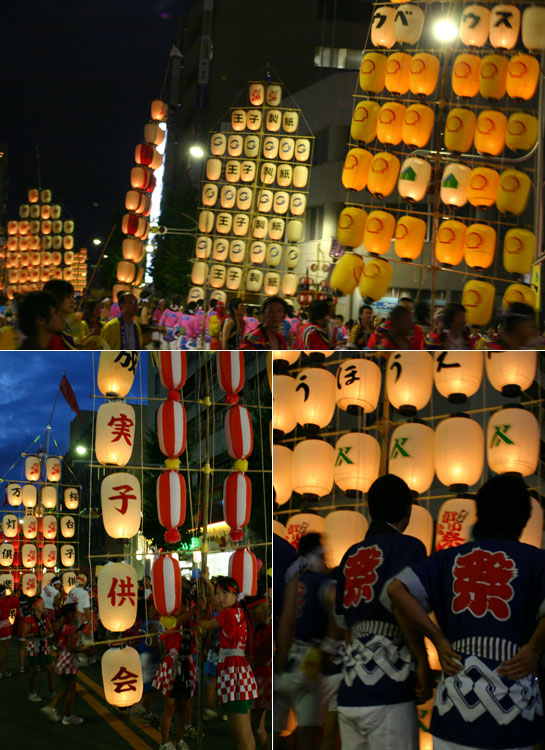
xmin=152 ymin=554 xmax=182 ymax=616
xmin=285 ymin=513 xmax=324 ymax=550
xmin=64 ymin=487 xmax=79 ymax=510
xmin=95 ymin=402 xmax=136 ymax=466
xmin=294 ymin=368 xmax=336 ymax=431
xmin=0 ymin=573 xmax=14 ymax=595
xmin=291 ymin=440 xmax=334 ymax=501
xmin=98 ymin=562 xmax=138 ymax=631
xmin=101 ymin=472 xmax=141 ymax=539
xmin=62 ymin=571 xmax=76 ymax=594
xmin=2 ymin=514 xmax=18 ymax=539
xmin=485 ymin=351 xmax=536 ymax=397
xmin=336 ymin=358 xmax=381 ymax=414
xmin=98 ymin=351 xmax=139 ymax=398
xmin=61 ymin=516 xmax=76 ymax=539
xmin=6 ymin=483 xmax=22 ymax=507
xmin=435 ymin=496 xmax=477 ymax=551
xmin=102 ymin=646 xmax=143 ymax=707
xmin=386 ymin=351 xmax=433 ymax=416
xmin=435 ymin=414 xmax=484 ymax=491
xmin=389 ymin=421 xmax=435 ymax=495
xmin=0 ymin=544 xmax=14 ymax=567
xmin=324 ymin=511 xmax=369 ymax=568
xmin=273 ymin=445 xmax=292 ymax=506
xmin=59 ymin=544 xmax=75 ymax=567
xmin=333 ymin=433 xmax=381 ymax=494
xmin=487 ymin=405 xmax=539 ymax=477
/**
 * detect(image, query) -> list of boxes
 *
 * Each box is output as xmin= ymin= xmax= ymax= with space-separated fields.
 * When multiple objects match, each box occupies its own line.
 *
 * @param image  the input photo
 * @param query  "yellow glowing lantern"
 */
xmin=330 ymin=253 xmax=364 ymax=296
xmin=324 ymin=511 xmax=369 ymax=568
xmin=409 ymin=53 xmax=440 ymax=96
xmin=23 ymin=514 xmax=38 ymax=540
xmin=245 ymin=110 xmax=262 ymax=134
xmin=102 ymin=647 xmax=143 ymax=707
xmin=394 ymin=4 xmax=424 ymax=44
xmin=402 ymin=104 xmax=434 ymax=148
xmin=464 ymin=224 xmax=496 ymax=270
xmin=503 ymin=228 xmax=536 ymax=275
xmin=363 ymin=210 xmax=395 ymax=255
xmin=490 ymin=4 xmax=520 ymax=49
xmin=212 ymin=237 xmax=229 ymax=261
xmin=257 ymin=190 xmax=272 ymax=214
xmin=337 ymin=207 xmax=367 ymax=248
xmin=95 ymin=402 xmax=135 ymax=466
xmin=22 ymin=484 xmax=37 ymax=508
xmin=262 ymin=136 xmax=279 ymax=160
xmin=242 ymin=135 xmax=258 ymax=159
xmin=467 ymin=167 xmax=500 ymax=208
xmin=434 ymin=351 xmax=484 ymax=403
xmin=62 ymin=572 xmax=76 ymax=594
xmin=98 ymin=562 xmax=138 ymax=631
xmin=479 ymin=54 xmax=509 ymax=99
xmin=215 ymin=213 xmax=233 ymax=235
xmin=435 ymin=220 xmax=466 ymax=266
xmin=60 ymin=516 xmax=75 ymax=539
xmin=28 ymin=188 xmax=39 ymax=203
xmin=295 ymin=139 xmax=310 ymax=162
xmin=351 ymin=101 xmax=380 ymax=143
xmin=227 ymin=134 xmax=243 ymax=157
xmin=460 ymin=4 xmax=491 ymax=46
xmin=435 ymin=414 xmax=484 ymax=491
xmin=117 ymin=261 xmax=137 ymax=284
xmin=22 ymin=543 xmax=37 ymax=569
xmin=270 ymin=218 xmax=286 ymax=241
xmin=294 ymin=368 xmax=336 ymax=431
xmin=506 ymin=54 xmax=540 ymax=100
xmin=291 ymin=440 xmax=335 ymax=500
xmin=0 ymin=544 xmax=14 ymax=568
xmin=389 ymin=421 xmax=435 ymax=495
xmin=385 ymin=52 xmax=412 ymax=94
xmin=398 ymin=157 xmax=431 ymax=202
xmin=201 ymin=183 xmax=218 ymax=208
xmin=474 ymin=110 xmax=507 ymax=155
xmin=367 ymin=152 xmax=400 ymax=198
xmin=2 ymin=514 xmax=18 ymax=539
xmin=25 ymin=455 xmax=40 ymax=482
xmin=41 ymin=485 xmax=57 ymax=509
xmin=220 ymin=185 xmax=236 ymax=210
xmin=249 ymin=83 xmax=264 ymax=106
xmin=506 ymin=112 xmax=539 ymax=152
xmin=502 ymin=283 xmax=536 ymax=310
xmin=336 ymin=358 xmax=381 ymax=414
xmin=264 ymin=272 xmax=280 ymax=296
xmin=488 ymin=405 xmax=539 ymax=477
xmin=444 ymin=108 xmax=476 ymax=153
xmin=266 ymin=244 xmax=282 ymax=266
xmin=342 ymin=149 xmax=373 ymax=193
xmin=144 ymin=121 xmax=165 ymax=146
xmin=273 ymin=446 xmax=292 ymax=507
xmin=206 ymin=158 xmax=222 ymax=181
xmin=522 ymin=6 xmax=545 ymax=50
xmin=285 ymin=513 xmax=325 ymax=550
xmin=250 ymin=242 xmax=266 ymax=264
xmin=386 ymin=351 xmax=433 ymax=416
xmin=334 ymin=433 xmax=380 ymax=494
xmin=404 ymin=505 xmax=434 ymax=554
xmin=359 ymin=52 xmax=387 ymax=93
xmin=279 ymin=138 xmax=295 ymax=161
xmin=377 ymin=102 xmax=406 ymax=146
xmin=358 ymin=257 xmax=392 ymax=301
xmin=209 ymin=264 xmax=226 ymax=288
xmin=246 ymin=270 xmax=263 ymax=293
xmin=452 ymin=54 xmax=481 ymax=98
xmin=486 ymin=351 xmax=537 ymax=396
xmin=197 ymin=211 xmax=214 ymax=234
xmin=290 ymin=194 xmax=306 ymax=216
xmin=435 ymin=496 xmax=477 ymax=551
xmin=225 ymin=160 xmax=242 ymax=183
xmin=64 ymin=488 xmax=80 ymax=510
xmin=282 ymin=273 xmax=298 ymax=297
xmin=253 ymin=216 xmax=269 ymax=240
xmin=394 ymin=216 xmax=426 ymax=261
xmin=195 ymin=237 xmax=211 ymax=260
xmin=496 ymin=169 xmax=532 ymax=216
xmin=293 ymin=166 xmax=308 ymax=188
xmin=122 ymin=239 xmax=144 ymax=263
xmin=98 ymin=351 xmax=138 ymax=400
xmin=277 ymin=164 xmax=293 ymax=187
xmin=191 ymin=261 xmax=208 ymax=286
xmin=22 ymin=573 xmax=37 ymax=597
xmin=273 ymin=191 xmax=289 ymax=215
xmin=273 ymin=375 xmax=297 ymax=437
xmin=0 ymin=574 xmax=14 ymax=595
xmin=372 ymin=5 xmax=396 ymax=48
xmin=462 ymin=280 xmax=495 ymax=326
xmin=226 ymin=267 xmax=242 ymax=291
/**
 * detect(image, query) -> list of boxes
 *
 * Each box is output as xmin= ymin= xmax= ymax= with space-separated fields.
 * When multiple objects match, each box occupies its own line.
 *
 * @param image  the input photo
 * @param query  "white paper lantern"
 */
xmin=333 ymin=433 xmax=381 ymax=494
xmin=22 ymin=543 xmax=37 ymax=568
xmin=61 ymin=516 xmax=76 ymax=538
xmin=62 ymin=571 xmax=77 ymax=594
xmin=273 ymin=375 xmax=297 ymax=437
xmin=404 ymin=504 xmax=434 ymax=554
xmin=2 ymin=514 xmax=18 ymax=539
xmin=25 ymin=455 xmax=41 ymax=481
xmin=102 ymin=647 xmax=143 ymax=707
xmin=98 ymin=351 xmax=138 ymax=398
xmin=6 ymin=483 xmax=22 ymax=507
xmin=43 ymin=543 xmax=57 ymax=568
xmin=0 ymin=573 xmax=14 ymax=595
xmin=273 ymin=445 xmax=293 ymax=506
xmin=22 ymin=485 xmax=36 ymax=509
xmin=101 ymin=473 xmax=141 ymax=539
xmin=324 ymin=511 xmax=369 ymax=568
xmin=433 ymin=352 xmax=484 ymax=403
xmin=394 ymin=4 xmax=424 ymax=44
xmin=46 ymin=456 xmax=61 ymax=482
xmin=95 ymin=402 xmax=136 ymax=466
xmin=23 ymin=515 xmax=38 ymax=539
xmin=0 ymin=544 xmax=14 ymax=567
xmin=522 ymin=6 xmax=545 ymax=50
xmin=386 ymin=351 xmax=433 ymax=415
xmin=41 ymin=485 xmax=57 ymax=509
xmin=98 ymin=562 xmax=138 ymax=631
xmin=435 ymin=496 xmax=477 ymax=551
xmin=435 ymin=415 xmax=484 ymax=491
xmin=335 ymin=358 xmax=381 ymax=414
xmin=294 ymin=368 xmax=336 ymax=430
xmin=43 ymin=515 xmax=57 ymax=540
xmin=389 ymin=421 xmax=435 ymax=495
xmin=285 ymin=513 xmax=325 ymax=550
xmin=64 ymin=487 xmax=80 ymax=510
xmin=487 ymin=406 xmax=539 ymax=477
xmin=292 ymin=440 xmax=335 ymax=500
xmin=485 ymin=351 xmax=537 ymax=396
xmin=22 ymin=573 xmax=37 ymax=597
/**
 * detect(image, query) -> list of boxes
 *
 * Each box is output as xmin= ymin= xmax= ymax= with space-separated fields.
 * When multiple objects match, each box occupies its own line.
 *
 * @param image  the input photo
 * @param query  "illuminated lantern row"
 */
xmin=229 ymin=547 xmax=257 ymax=596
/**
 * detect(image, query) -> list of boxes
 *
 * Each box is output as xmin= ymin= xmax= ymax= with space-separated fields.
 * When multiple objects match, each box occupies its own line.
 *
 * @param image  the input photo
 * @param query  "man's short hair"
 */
xmin=308 ymin=299 xmax=330 ymax=323
xmin=43 ymin=279 xmax=75 ymax=303
xmin=261 ymin=295 xmax=288 ymax=315
xmin=367 ymin=474 xmax=413 ymax=524
xmin=17 ymin=290 xmax=58 ymax=337
xmin=474 ymin=474 xmax=530 ymax=540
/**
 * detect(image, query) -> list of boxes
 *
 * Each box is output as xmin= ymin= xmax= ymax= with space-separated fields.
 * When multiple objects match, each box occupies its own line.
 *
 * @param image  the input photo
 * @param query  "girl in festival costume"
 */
xmin=40 ymin=603 xmax=93 ymax=725
xmin=23 ymin=596 xmax=55 ymax=702
xmin=199 ymin=572 xmax=258 ymax=750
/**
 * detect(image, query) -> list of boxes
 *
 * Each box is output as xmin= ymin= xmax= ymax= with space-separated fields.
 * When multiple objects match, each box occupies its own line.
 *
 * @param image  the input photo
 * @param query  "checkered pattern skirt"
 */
xmin=152 ymin=650 xmax=178 ymax=697
xmin=26 ymin=638 xmax=50 ymax=657
xmin=56 ymin=648 xmax=78 ymax=675
xmin=217 ymin=662 xmax=258 ymax=705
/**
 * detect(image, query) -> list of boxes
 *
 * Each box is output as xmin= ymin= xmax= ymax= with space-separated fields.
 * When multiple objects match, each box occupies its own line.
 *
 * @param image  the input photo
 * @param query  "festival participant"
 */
xmin=240 ymin=296 xmax=288 ymax=350
xmin=245 ymin=594 xmax=272 ymax=750
xmin=296 ymin=299 xmax=331 ymax=350
xmin=199 ymin=573 xmax=258 ymax=750
xmin=335 ymin=475 xmax=430 ymax=750
xmin=332 ymin=314 xmax=348 ymax=349
xmin=371 ymin=297 xmax=425 ymax=350
xmin=133 ymin=599 xmax=163 ymax=723
xmin=43 ymin=279 xmax=80 ymax=348
xmin=0 ymin=583 xmax=20 ymax=678
xmin=66 ymin=574 xmax=93 ymax=661
xmin=16 ymin=290 xmax=66 ymax=349
xmin=23 ymin=596 xmax=55 ymax=702
xmin=369 ymin=305 xmax=419 ymax=350
xmin=222 ymin=298 xmax=247 ymax=350
xmin=79 ymin=299 xmax=103 ymax=340
xmin=389 ymin=474 xmax=545 ymax=750
xmin=425 ymin=303 xmax=473 ymax=350
xmin=101 ymin=292 xmax=143 ymax=349
xmin=244 ymin=306 xmax=260 ymax=334
xmin=40 ymin=577 xmax=62 ymax=624
xmin=482 ymin=302 xmax=538 ymax=350
xmin=349 ymin=304 xmax=375 ymax=349
xmin=160 ymin=298 xmax=183 ymax=349
xmin=209 ymin=300 xmax=227 ymax=350
xmin=101 ymin=297 xmax=113 ymax=323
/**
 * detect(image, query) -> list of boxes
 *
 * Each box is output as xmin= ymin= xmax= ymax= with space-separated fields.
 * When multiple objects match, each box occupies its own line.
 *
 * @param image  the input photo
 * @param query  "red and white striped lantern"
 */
xmin=157 ymin=400 xmax=187 ymax=458
xmin=217 ymin=352 xmax=245 ymax=404
xmin=157 ymin=470 xmax=187 ymax=544
xmin=225 ymin=405 xmax=253 ymax=460
xmin=152 ymin=554 xmax=182 ymax=615
xmin=158 ymin=352 xmax=187 ymax=391
xmin=228 ymin=547 xmax=257 ymax=596
xmin=223 ymin=472 xmax=252 ymax=542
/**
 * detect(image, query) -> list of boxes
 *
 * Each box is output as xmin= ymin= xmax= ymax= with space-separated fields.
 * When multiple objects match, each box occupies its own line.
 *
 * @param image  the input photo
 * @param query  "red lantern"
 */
xmin=152 ymin=555 xmax=182 ymax=616
xmin=229 ymin=548 xmax=257 ymax=596
xmin=130 ymin=167 xmax=156 ymax=193
xmin=223 ymin=472 xmax=252 ymax=542
xmin=225 ymin=405 xmax=253 ymax=460
xmin=135 ymin=144 xmax=156 ymax=167
xmin=158 ymin=352 xmax=187 ymax=391
xmin=157 ymin=400 xmax=187 ymax=458
xmin=217 ymin=352 xmax=245 ymax=404
xmin=157 ymin=470 xmax=186 ymax=544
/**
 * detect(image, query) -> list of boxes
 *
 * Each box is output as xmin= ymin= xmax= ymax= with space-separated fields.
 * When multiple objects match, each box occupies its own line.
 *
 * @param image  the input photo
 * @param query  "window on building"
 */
xmin=313 ymin=47 xmax=361 ymax=70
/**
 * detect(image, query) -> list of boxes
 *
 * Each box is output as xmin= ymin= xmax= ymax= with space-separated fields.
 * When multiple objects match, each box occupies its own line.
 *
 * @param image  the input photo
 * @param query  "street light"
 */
xmin=189 ymin=145 xmax=205 ymax=158
xmin=75 ymin=445 xmax=87 ymax=456
xmin=92 ymin=238 xmax=102 ymax=246
xmin=434 ymin=18 xmax=458 ymax=42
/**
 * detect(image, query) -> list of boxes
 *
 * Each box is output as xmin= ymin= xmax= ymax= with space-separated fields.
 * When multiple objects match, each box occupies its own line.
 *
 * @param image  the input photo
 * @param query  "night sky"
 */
xmin=2 ymin=1 xmax=194 ymax=260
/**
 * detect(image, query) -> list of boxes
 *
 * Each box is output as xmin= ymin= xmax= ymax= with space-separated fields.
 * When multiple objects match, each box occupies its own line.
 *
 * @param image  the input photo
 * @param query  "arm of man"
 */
xmin=498 ymin=617 xmax=545 ymax=680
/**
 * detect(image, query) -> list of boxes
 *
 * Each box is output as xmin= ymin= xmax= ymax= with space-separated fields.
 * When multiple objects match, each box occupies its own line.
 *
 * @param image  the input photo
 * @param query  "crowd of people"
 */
xmin=0 ymin=282 xmax=541 ymax=351
xmin=0 ymin=567 xmax=271 ymax=750
xmin=274 ymin=473 xmax=545 ymax=750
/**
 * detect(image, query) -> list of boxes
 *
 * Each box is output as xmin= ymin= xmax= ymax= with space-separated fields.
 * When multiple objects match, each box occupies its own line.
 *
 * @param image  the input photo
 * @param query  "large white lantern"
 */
xmin=485 ymin=351 xmax=537 ymax=396
xmin=273 ymin=375 xmax=297 ymax=438
xmin=63 ymin=571 xmax=77 ymax=594
xmin=41 ymin=485 xmax=57 ymax=509
xmin=435 ymin=496 xmax=477 ymax=551
xmin=335 ymin=358 xmax=381 ymax=414
xmin=333 ymin=433 xmax=381 ymax=494
xmin=101 ymin=473 xmax=141 ymax=539
xmin=22 ymin=484 xmax=37 ymax=508
xmin=522 ymin=6 xmax=545 ymax=50
xmin=386 ymin=351 xmax=433 ymax=415
xmin=394 ymin=4 xmax=424 ymax=44
xmin=61 ymin=516 xmax=76 ymax=538
xmin=0 ymin=573 xmax=14 ymax=595
xmin=22 ymin=543 xmax=37 ymax=569
xmin=291 ymin=440 xmax=335 ymax=500
xmin=294 ymin=368 xmax=336 ymax=431
xmin=487 ymin=406 xmax=539 ymax=477
xmin=273 ymin=445 xmax=293 ymax=506
xmin=64 ymin=487 xmax=80 ymax=510
xmin=102 ymin=647 xmax=143 ymax=707
xmin=43 ymin=543 xmax=57 ymax=568
xmin=6 ymin=483 xmax=22 ymax=507
xmin=97 ymin=351 xmax=139 ymax=398
xmin=46 ymin=456 xmax=61 ymax=482
xmin=43 ymin=515 xmax=57 ymax=540
xmin=285 ymin=513 xmax=325 ymax=550
xmin=433 ymin=351 xmax=484 ymax=403
xmin=22 ymin=573 xmax=37 ymax=597
xmin=520 ymin=497 xmax=543 ymax=548
xmin=60 ymin=544 xmax=75 ymax=567
xmin=0 ymin=544 xmax=14 ymax=567
xmin=435 ymin=415 xmax=484 ymax=491
xmin=23 ymin=515 xmax=38 ymax=539
xmin=324 ymin=511 xmax=369 ymax=568
xmin=25 ymin=455 xmax=41 ymax=481
xmin=2 ymin=514 xmax=18 ymax=539
xmin=98 ymin=562 xmax=138 ymax=631
xmin=404 ymin=504 xmax=433 ymax=555
xmin=389 ymin=421 xmax=435 ymax=495
xmin=95 ymin=402 xmax=136 ymax=466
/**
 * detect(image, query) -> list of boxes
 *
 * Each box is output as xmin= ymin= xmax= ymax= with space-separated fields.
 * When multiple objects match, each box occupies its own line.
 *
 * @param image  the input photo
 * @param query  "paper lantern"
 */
xmin=394 ymin=4 xmax=424 ymax=44
xmin=479 ymin=54 xmax=509 ymax=99
xmin=389 ymin=421 xmax=435 ymax=495
xmin=273 ymin=520 xmax=287 ymax=538
xmin=156 ymin=352 xmax=186 ymax=393
xmin=335 ymin=358 xmax=381 ymax=414
xmin=342 ymin=148 xmax=373 ymax=194
xmin=249 ymin=82 xmax=264 ymax=105
xmin=22 ymin=543 xmax=37 ymax=568
xmin=22 ymin=514 xmax=38 ymax=540
xmin=467 ymin=167 xmax=500 ymax=208
xmin=285 ymin=513 xmax=325 ymax=549
xmin=402 ymin=104 xmax=434 ymax=148
xmin=0 ymin=544 xmax=14 ymax=567
xmin=409 ymin=53 xmax=440 ymax=96
xmin=97 ymin=351 xmax=138 ymax=398
xmin=191 ymin=262 xmax=207 ymax=286
xmin=367 ymin=152 xmax=400 ymax=198
xmin=210 ymin=133 xmax=226 ymax=156
xmin=152 ymin=554 xmax=182 ymax=616
xmin=329 ymin=253 xmax=363 ymax=296
xmin=102 ymin=646 xmax=143 ymax=707
xmin=294 ymin=368 xmax=336 ymax=431
xmin=324 ymin=511 xmax=369 ymax=568
xmin=266 ymin=83 xmax=282 ymax=106
xmin=462 ymin=280 xmax=495 ymax=326
xmin=385 ymin=52 xmax=412 ymax=94
xmin=2 ymin=513 xmax=18 ymax=539
xmin=377 ymin=102 xmax=406 ymax=146
xmin=490 ymin=4 xmax=520 ymax=49
xmin=229 ymin=548 xmax=257 ymax=597
xmin=292 ymin=440 xmax=334 ymax=500
xmin=351 ymin=101 xmax=380 ymax=143
xmin=460 ymin=4 xmax=491 ymax=46
xmin=273 ymin=445 xmax=292 ymax=506
xmin=45 ymin=456 xmax=61 ymax=483
xmin=61 ymin=571 xmax=76 ymax=594
xmin=434 ymin=352 xmax=484 ymax=404
xmin=404 ymin=505 xmax=434 ymax=555
xmin=522 ymin=6 xmax=545 ymax=50
xmin=359 ymin=53 xmax=387 ymax=93
xmin=464 ymin=224 xmax=496 ymax=270
xmin=282 ymin=274 xmax=298 ymax=297
xmin=386 ymin=352 xmax=433 ymax=416
xmin=503 ymin=229 xmax=536 ymax=275
xmin=363 ymin=211 xmax=395 ymax=255
xmin=209 ymin=264 xmax=226 ymax=288
xmin=228 ymin=135 xmax=243 ymax=157
xmin=25 ymin=455 xmax=40 ymax=482
xmin=277 ymin=138 xmax=294 ymax=161
xmin=395 ymin=216 xmax=426 ymax=261
xmin=337 ymin=207 xmax=367 ymax=248
xmin=64 ymin=488 xmax=79 ymax=510
xmin=496 ymin=169 xmax=532 ymax=216
xmin=156 ymin=469 xmax=186 ymax=544
xmin=117 ymin=261 xmax=137 ymax=284
xmin=95 ymin=402 xmax=136 ymax=466
xmin=398 ymin=157 xmax=431 ymax=202
xmin=22 ymin=573 xmax=37 ymax=597
xmin=0 ymin=573 xmax=14 ymax=595
xmin=372 ymin=5 xmax=396 ymax=48
xmin=435 ymin=497 xmax=477 ymax=551
xmin=295 ymin=139 xmax=311 ymax=162
xmin=61 ymin=516 xmax=75 ymax=539
xmin=225 ymin=405 xmax=253 ymax=460
xmin=506 ymin=54 xmax=540 ymax=100
xmin=452 ymin=54 xmax=481 ymax=98
xmin=122 ymin=214 xmax=148 ymax=239
xmin=59 ymin=544 xmax=76 ymax=567
xmin=157 ymin=400 xmax=186 ymax=459
xmin=246 ymin=270 xmax=263 ymax=292
xmin=333 ymin=433 xmax=380 ymax=494
xmin=435 ymin=415 xmax=484 ymax=491
xmin=151 ymin=100 xmax=168 ymax=122
xmin=506 ymin=112 xmax=539 ymax=152
xmin=41 ymin=485 xmax=57 ymax=509
xmin=444 ymin=108 xmax=476 ymax=153
xmin=216 ymin=212 xmax=232 ymax=235
xmin=100 ymin=472 xmax=141 ymax=539
xmin=435 ymin=220 xmax=466 ymax=267
xmin=6 ymin=483 xmax=22 ymax=507
xmin=487 ymin=406 xmax=539 ymax=477
xmin=122 ymin=238 xmax=144 ymax=263
xmin=223 ymin=472 xmax=251 ymax=542
xmin=358 ymin=257 xmax=393 ymax=302
xmin=293 ymin=166 xmax=308 ymax=189
xmin=474 ymin=110 xmax=507 ymax=156
xmin=266 ymin=244 xmax=282 ymax=268
xmin=263 ymin=272 xmax=280 ymax=296
xmin=486 ymin=351 xmax=537 ymax=397
xmin=98 ymin=562 xmax=138 ymax=632
xmin=212 ymin=238 xmax=229 ymax=261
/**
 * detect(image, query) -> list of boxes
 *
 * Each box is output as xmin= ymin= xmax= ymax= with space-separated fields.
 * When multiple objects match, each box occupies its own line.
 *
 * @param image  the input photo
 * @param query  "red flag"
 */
xmin=59 ymin=374 xmax=81 ymax=419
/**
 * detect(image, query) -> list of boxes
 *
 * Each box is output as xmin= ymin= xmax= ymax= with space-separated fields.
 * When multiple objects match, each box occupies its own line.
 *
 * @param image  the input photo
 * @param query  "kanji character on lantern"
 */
xmin=95 ymin=402 xmax=136 ymax=466
xmin=102 ymin=647 xmax=143 ymax=707
xmin=101 ymin=473 xmax=141 ymax=539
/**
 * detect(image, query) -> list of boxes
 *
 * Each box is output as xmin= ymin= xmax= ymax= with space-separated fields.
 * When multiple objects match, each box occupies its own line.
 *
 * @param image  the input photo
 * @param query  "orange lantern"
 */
xmin=386 ymin=351 xmax=434 ymax=415
xmin=122 ymin=239 xmax=144 ymax=262
xmin=210 ymin=133 xmax=226 ymax=156
xmin=330 ymin=253 xmax=364 ymax=296
xmin=394 ymin=4 xmax=424 ymax=44
xmin=273 ymin=445 xmax=292 ymax=506
xmin=505 ymin=112 xmax=539 ymax=151
xmin=358 ymin=257 xmax=393 ymax=301
xmin=324 ymin=511 xmax=369 ymax=569
xmin=464 ymin=224 xmax=496 ymax=270
xmin=522 ymin=6 xmax=545 ymax=51
xmin=489 ymin=5 xmax=520 ymax=49
xmin=377 ymin=102 xmax=406 ymax=146
xmin=191 ymin=261 xmax=207 ymax=286
xmin=462 ymin=280 xmax=495 ymax=326
xmin=195 ymin=237 xmax=211 ymax=260
xmin=402 ymin=104 xmax=434 ymax=148
xmin=398 ymin=157 xmax=431 ymax=202
xmin=395 ymin=216 xmax=426 ymax=261
xmin=285 ymin=513 xmax=325 ymax=550
xmin=435 ymin=220 xmax=466 ymax=266
xmin=440 ymin=163 xmax=471 ymax=207
xmin=367 ymin=152 xmax=400 ymax=198
xmin=246 ymin=269 xmax=263 ymax=293
xmin=404 ymin=505 xmax=434 ymax=554
xmin=351 ymin=101 xmax=380 ymax=143
xmin=283 ymin=110 xmax=299 ymax=132
xmin=496 ymin=169 xmax=532 ymax=216
xmin=474 ymin=110 xmax=507 ymax=155
xmin=506 ymin=54 xmax=540 ymax=101
xmin=444 ymin=108 xmax=476 ymax=153
xmin=479 ymin=54 xmax=509 ymax=99
xmin=503 ymin=228 xmax=536 ymax=275
xmin=206 ymin=158 xmax=222 ymax=181
xmin=385 ymin=52 xmax=412 ymax=95
xmin=291 ymin=440 xmax=334 ymax=501
xmin=293 ymin=166 xmax=309 ymax=188
xmin=282 ymin=274 xmax=298 ymax=297
xmin=502 ymin=283 xmax=536 ymax=310
xmin=359 ymin=53 xmax=387 ymax=93
xmin=452 ymin=54 xmax=481 ymax=98
xmin=371 ymin=5 xmax=396 ymax=48
xmin=409 ymin=53 xmax=440 ymax=96
xmin=151 ymin=100 xmax=168 ymax=121
xmin=435 ymin=415 xmax=484 ymax=491
xmin=337 ymin=208 xmax=367 ymax=248
xmin=117 ymin=261 xmax=137 ymax=284
xmin=209 ymin=264 xmax=226 ymax=289
xmin=467 ymin=167 xmax=500 ymax=208
xmin=363 ymin=211 xmax=395 ymax=255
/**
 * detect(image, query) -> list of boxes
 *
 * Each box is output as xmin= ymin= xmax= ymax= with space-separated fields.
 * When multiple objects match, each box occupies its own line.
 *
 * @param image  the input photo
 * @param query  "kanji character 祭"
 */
xmin=111 ymin=666 xmax=139 ymax=692
xmin=343 ymin=545 xmax=384 ymax=608
xmin=452 ymin=547 xmax=517 ymax=620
